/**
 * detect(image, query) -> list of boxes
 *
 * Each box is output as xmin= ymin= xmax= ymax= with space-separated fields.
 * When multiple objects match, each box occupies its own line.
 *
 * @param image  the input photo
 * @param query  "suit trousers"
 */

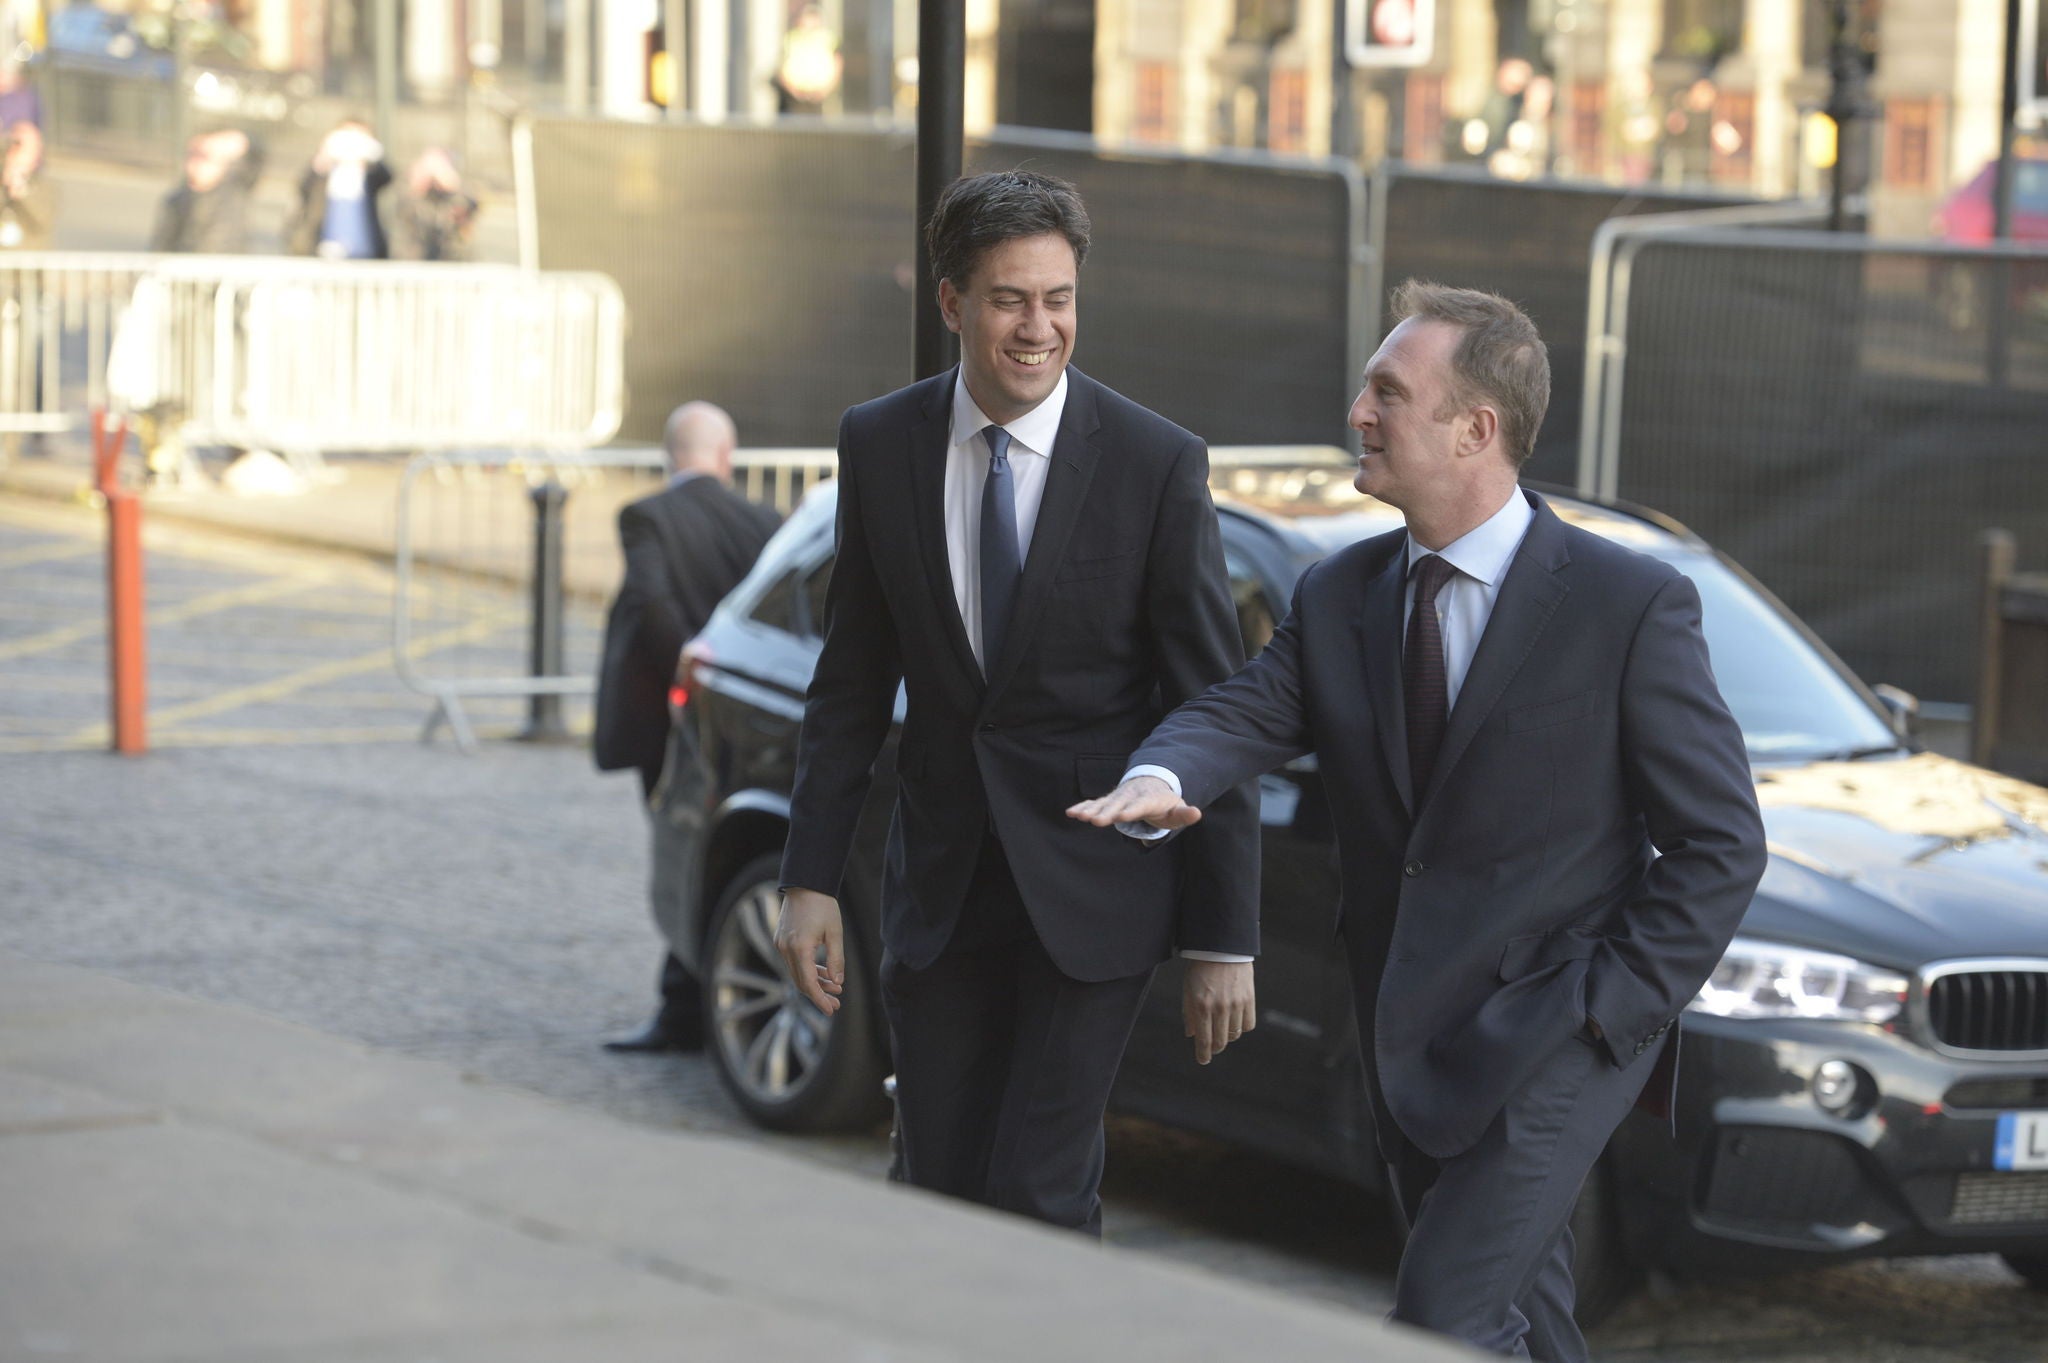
xmin=879 ymin=833 xmax=1152 ymax=1237
xmin=639 ymin=764 xmax=700 ymax=1027
xmin=1377 ymin=1027 xmax=1659 ymax=1361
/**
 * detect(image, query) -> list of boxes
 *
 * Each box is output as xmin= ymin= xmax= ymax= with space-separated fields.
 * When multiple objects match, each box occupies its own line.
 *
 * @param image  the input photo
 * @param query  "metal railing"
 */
xmin=121 ymin=257 xmax=628 ymax=460
xmin=393 ymin=445 xmax=1357 ymax=751
xmin=1574 ymin=222 xmax=2048 ymax=703
xmin=1 ymin=253 xmax=627 ymax=466
xmin=1575 ymin=200 xmax=1832 ymax=500
xmin=394 ymin=447 xmax=667 ymax=752
xmin=0 ymin=253 xmax=164 ymax=439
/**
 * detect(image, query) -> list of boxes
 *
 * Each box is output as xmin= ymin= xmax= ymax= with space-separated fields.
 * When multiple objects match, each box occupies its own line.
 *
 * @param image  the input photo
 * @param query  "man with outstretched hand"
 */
xmin=1073 ymin=282 xmax=1764 ymax=1358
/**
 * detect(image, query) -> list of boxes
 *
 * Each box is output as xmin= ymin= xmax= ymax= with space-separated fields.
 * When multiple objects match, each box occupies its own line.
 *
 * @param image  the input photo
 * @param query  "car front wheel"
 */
xmin=702 ymin=854 xmax=889 ymax=1132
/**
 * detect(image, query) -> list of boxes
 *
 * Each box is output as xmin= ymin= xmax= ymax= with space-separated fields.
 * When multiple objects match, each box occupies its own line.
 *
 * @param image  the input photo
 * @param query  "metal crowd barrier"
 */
xmin=393 ymin=445 xmax=1354 ymax=751
xmin=1975 ymin=530 xmax=2048 ymax=784
xmin=125 ymin=257 xmax=627 ymax=462
xmin=0 ymin=253 xmax=165 ymax=441
xmin=1576 ymin=219 xmax=2048 ymax=704
xmin=394 ymin=447 xmax=667 ymax=752
xmin=0 ymin=253 xmax=627 ymax=470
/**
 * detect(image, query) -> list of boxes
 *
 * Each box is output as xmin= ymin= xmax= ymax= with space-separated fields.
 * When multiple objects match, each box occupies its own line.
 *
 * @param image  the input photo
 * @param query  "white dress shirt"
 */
xmin=1119 ymin=489 xmax=1534 ymax=964
xmin=945 ymin=369 xmax=1065 ymax=668
xmin=1402 ymin=486 xmax=1534 ymax=710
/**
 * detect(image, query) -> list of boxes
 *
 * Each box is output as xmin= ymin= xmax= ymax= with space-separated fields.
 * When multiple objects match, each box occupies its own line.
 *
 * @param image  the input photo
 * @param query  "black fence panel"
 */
xmin=529 ymin=118 xmax=1360 ymax=448
xmin=1610 ymin=236 xmax=2048 ymax=704
xmin=1379 ymin=168 xmax=1755 ymax=484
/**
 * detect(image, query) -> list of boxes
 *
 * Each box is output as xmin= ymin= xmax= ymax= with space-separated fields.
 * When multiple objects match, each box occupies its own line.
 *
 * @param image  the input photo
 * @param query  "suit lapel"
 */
xmin=1424 ymin=494 xmax=1572 ymax=809
xmin=982 ymin=371 xmax=1102 ymax=700
xmin=905 ymin=369 xmax=981 ymax=684
xmin=1359 ymin=545 xmax=1415 ymax=818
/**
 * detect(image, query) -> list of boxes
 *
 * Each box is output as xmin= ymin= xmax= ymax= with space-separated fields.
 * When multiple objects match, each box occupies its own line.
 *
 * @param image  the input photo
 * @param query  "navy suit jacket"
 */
xmin=781 ymin=367 xmax=1260 ymax=982
xmin=1133 ymin=490 xmax=1766 ymax=1157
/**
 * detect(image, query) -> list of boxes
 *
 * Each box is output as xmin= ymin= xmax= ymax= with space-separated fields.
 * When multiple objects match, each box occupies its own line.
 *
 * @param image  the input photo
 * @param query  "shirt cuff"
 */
xmin=1113 ymin=765 xmax=1182 ymax=841
xmin=1179 ymin=951 xmax=1254 ymax=963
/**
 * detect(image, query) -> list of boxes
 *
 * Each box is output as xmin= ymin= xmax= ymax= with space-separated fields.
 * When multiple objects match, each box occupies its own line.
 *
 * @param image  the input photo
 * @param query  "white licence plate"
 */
xmin=1995 ymin=1111 xmax=2048 ymax=1171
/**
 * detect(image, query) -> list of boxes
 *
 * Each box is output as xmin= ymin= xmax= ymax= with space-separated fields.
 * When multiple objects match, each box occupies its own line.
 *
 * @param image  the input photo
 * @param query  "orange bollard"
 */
xmin=107 ymin=492 xmax=147 ymax=754
xmin=94 ymin=408 xmax=146 ymax=755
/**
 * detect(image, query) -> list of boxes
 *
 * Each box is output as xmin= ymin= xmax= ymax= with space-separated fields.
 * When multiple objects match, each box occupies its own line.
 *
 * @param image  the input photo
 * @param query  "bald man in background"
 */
xmin=596 ymin=402 xmax=782 ymax=1051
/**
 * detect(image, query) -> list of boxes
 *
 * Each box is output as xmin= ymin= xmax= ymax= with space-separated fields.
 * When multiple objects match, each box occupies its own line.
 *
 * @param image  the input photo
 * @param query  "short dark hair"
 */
xmin=925 ymin=170 xmax=1091 ymax=289
xmin=1389 ymin=279 xmax=1551 ymax=466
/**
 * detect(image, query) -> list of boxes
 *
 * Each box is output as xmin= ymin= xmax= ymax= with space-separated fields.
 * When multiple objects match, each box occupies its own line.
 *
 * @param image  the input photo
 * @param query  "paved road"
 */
xmin=3 ymin=493 xmax=2044 ymax=1361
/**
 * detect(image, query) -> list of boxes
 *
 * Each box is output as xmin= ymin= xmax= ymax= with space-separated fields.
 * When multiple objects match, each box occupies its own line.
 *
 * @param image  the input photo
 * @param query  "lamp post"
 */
xmin=1823 ymin=0 xmax=1874 ymax=233
xmin=914 ymin=0 xmax=964 ymax=381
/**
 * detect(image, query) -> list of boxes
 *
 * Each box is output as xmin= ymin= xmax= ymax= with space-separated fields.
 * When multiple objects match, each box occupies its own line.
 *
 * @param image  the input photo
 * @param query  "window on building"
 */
xmin=1801 ymin=0 xmax=1883 ymax=73
xmin=1570 ymin=80 xmax=1605 ymax=178
xmin=1233 ymin=0 xmax=1297 ymax=45
xmin=1403 ymin=72 xmax=1445 ymax=164
xmin=1269 ymin=67 xmax=1307 ymax=153
xmin=1883 ymin=98 xmax=1938 ymax=192
xmin=1135 ymin=61 xmax=1176 ymax=145
xmin=1661 ymin=0 xmax=1744 ymax=61
xmin=1710 ymin=91 xmax=1753 ymax=186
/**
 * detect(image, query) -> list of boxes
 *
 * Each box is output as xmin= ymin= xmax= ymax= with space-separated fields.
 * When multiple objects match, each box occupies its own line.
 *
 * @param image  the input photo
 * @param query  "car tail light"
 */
xmin=674 ymin=639 xmax=714 ymax=711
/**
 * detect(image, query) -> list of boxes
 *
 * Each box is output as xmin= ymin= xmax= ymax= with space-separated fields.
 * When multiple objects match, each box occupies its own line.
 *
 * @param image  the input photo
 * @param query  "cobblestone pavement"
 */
xmin=4 ymin=493 xmax=2045 ymax=1361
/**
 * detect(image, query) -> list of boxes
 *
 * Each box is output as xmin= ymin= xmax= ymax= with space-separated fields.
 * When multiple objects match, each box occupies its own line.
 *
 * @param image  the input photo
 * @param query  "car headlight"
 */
xmin=1690 ymin=935 xmax=1908 ymax=1023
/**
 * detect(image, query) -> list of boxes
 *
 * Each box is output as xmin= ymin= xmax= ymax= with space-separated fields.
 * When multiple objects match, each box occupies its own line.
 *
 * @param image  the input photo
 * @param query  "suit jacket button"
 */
xmin=1403 ymin=860 xmax=1424 ymax=877
xmin=978 ymin=723 xmax=997 ymax=733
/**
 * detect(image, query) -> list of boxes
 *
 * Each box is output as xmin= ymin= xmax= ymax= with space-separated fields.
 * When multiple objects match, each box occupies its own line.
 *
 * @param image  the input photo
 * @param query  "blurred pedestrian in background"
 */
xmin=291 ymin=118 xmax=390 ymax=260
xmin=392 ymin=147 xmax=477 ymax=262
xmin=0 ymin=36 xmax=45 ymax=250
xmin=773 ymin=3 xmax=841 ymax=115
xmin=595 ymin=401 xmax=782 ymax=1053
xmin=0 ymin=116 xmax=47 ymax=249
xmin=150 ymin=129 xmax=262 ymax=254
xmin=0 ymin=53 xmax=43 ymax=138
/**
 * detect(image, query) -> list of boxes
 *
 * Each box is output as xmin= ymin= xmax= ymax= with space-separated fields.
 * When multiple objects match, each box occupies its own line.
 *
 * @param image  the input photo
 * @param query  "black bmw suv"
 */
xmin=651 ymin=471 xmax=2048 ymax=1317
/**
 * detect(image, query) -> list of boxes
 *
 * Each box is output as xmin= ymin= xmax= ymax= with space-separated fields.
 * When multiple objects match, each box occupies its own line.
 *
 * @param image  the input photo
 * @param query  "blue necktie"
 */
xmin=979 ymin=424 xmax=1021 ymax=674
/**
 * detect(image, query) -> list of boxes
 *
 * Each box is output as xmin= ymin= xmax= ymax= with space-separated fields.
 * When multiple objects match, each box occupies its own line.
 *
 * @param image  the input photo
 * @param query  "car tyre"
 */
xmin=2004 ymin=1253 xmax=2048 ymax=1291
xmin=703 ymin=853 xmax=890 ymax=1132
xmin=1569 ymin=1154 xmax=1639 ymax=1328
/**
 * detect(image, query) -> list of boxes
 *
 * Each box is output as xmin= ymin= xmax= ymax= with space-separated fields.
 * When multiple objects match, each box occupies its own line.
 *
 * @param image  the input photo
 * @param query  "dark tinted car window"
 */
xmin=750 ymin=569 xmax=801 ymax=633
xmin=801 ymin=558 xmax=834 ymax=639
xmin=1226 ymin=549 xmax=1278 ymax=659
xmin=1656 ymin=551 xmax=1895 ymax=760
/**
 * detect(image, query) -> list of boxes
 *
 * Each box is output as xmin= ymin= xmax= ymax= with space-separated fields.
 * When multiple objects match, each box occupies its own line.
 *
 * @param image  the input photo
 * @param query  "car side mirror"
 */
xmin=1872 ymin=683 xmax=1919 ymax=741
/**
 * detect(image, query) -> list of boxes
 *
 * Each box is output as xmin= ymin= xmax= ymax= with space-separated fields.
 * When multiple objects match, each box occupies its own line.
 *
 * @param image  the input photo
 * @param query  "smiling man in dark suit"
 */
xmin=1073 ymin=281 xmax=1766 ymax=1357
xmin=774 ymin=171 xmax=1259 ymax=1234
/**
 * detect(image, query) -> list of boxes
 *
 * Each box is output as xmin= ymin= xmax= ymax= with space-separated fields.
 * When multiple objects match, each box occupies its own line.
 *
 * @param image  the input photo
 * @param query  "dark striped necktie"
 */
xmin=1404 ymin=553 xmax=1456 ymax=798
xmin=979 ymin=425 xmax=1020 ymax=674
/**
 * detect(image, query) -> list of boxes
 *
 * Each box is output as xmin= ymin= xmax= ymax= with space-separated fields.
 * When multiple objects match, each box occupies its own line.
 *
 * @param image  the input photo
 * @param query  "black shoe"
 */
xmin=602 ymin=1017 xmax=703 ymax=1054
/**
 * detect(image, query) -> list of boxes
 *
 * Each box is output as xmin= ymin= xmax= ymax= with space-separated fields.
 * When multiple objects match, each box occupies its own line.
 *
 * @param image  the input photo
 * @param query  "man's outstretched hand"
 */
xmin=775 ymin=887 xmax=846 ymax=1015
xmin=1066 ymin=775 xmax=1203 ymax=831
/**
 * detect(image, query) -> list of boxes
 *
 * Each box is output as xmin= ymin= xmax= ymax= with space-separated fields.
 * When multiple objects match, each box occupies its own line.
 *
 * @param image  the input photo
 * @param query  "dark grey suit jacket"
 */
xmin=1133 ymin=490 xmax=1766 ymax=1157
xmin=593 ymin=476 xmax=780 ymax=777
xmin=780 ymin=367 xmax=1259 ymax=982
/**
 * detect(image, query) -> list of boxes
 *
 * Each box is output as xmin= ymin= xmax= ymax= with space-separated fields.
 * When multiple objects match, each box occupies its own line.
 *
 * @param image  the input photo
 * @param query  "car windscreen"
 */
xmin=1649 ymin=550 xmax=1896 ymax=761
